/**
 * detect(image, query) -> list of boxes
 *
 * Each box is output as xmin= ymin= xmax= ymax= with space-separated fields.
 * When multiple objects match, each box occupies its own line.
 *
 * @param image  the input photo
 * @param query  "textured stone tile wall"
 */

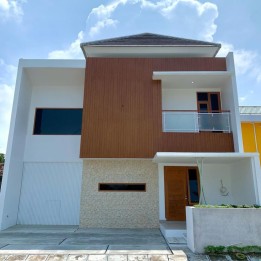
xmin=80 ymin=160 xmax=159 ymax=228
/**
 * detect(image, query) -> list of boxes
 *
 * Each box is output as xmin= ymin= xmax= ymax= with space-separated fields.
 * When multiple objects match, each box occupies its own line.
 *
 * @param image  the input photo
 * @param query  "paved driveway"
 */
xmin=0 ymin=225 xmax=203 ymax=260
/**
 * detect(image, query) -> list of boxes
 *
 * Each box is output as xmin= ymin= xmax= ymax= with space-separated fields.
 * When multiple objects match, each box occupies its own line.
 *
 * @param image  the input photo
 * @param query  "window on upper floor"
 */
xmin=33 ymin=108 xmax=83 ymax=135
xmin=197 ymin=92 xmax=221 ymax=113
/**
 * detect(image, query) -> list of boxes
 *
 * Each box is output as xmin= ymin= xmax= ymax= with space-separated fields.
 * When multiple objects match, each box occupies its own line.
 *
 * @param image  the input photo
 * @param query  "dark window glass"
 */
xmin=99 ymin=183 xmax=146 ymax=192
xmin=197 ymin=92 xmax=208 ymax=101
xmin=188 ymin=169 xmax=199 ymax=203
xmin=34 ymin=109 xmax=82 ymax=135
xmin=199 ymin=103 xmax=208 ymax=113
xmin=210 ymin=94 xmax=220 ymax=111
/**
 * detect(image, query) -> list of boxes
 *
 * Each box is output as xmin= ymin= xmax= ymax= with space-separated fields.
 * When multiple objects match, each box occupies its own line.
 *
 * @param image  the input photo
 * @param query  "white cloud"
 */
xmin=89 ymin=19 xmax=118 ymax=38
xmin=48 ymin=31 xmax=85 ymax=59
xmin=87 ymin=0 xmax=218 ymax=40
xmin=87 ymin=0 xmax=129 ymax=37
xmin=0 ymin=0 xmax=25 ymax=22
xmin=89 ymin=0 xmax=128 ymax=20
xmin=218 ymin=42 xmax=261 ymax=82
xmin=48 ymin=0 xmax=219 ymax=58
xmin=0 ymin=59 xmax=16 ymax=153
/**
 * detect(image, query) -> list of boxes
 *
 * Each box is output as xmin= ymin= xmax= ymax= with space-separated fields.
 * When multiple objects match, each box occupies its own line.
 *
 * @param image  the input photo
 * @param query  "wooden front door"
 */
xmin=164 ymin=166 xmax=200 ymax=221
xmin=164 ymin=167 xmax=188 ymax=221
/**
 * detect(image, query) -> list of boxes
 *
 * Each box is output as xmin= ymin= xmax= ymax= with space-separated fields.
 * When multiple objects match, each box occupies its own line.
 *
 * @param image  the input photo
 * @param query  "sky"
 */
xmin=0 ymin=0 xmax=261 ymax=153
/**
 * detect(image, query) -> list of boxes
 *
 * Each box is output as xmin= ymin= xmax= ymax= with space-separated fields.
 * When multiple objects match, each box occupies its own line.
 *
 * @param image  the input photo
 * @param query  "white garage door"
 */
xmin=17 ymin=162 xmax=82 ymax=225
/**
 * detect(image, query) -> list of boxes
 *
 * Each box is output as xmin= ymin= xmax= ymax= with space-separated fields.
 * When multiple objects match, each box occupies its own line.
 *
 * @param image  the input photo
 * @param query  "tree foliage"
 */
xmin=0 ymin=153 xmax=5 ymax=163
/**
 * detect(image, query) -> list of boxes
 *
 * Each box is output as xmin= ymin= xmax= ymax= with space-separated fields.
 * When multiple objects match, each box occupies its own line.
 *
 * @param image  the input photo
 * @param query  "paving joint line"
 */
xmin=0 ymin=244 xmax=8 ymax=250
xmin=105 ymin=244 xmax=110 ymax=254
xmin=158 ymin=228 xmax=174 ymax=255
xmin=73 ymin=227 xmax=79 ymax=233
xmin=58 ymin=237 xmax=68 ymax=245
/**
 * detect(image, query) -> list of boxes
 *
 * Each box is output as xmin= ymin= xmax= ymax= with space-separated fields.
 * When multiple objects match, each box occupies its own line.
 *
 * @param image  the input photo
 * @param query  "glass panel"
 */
xmin=163 ymin=112 xmax=198 ymax=132
xmin=188 ymin=169 xmax=199 ymax=203
xmin=162 ymin=112 xmax=231 ymax=133
xmin=198 ymin=113 xmax=230 ymax=132
xmin=34 ymin=109 xmax=82 ymax=135
xmin=199 ymin=103 xmax=208 ymax=113
xmin=99 ymin=183 xmax=146 ymax=191
xmin=197 ymin=92 xmax=208 ymax=101
xmin=210 ymin=94 xmax=220 ymax=111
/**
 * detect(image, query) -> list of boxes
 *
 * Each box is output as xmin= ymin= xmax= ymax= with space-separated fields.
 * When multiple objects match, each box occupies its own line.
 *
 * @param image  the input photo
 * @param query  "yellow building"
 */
xmin=240 ymin=106 xmax=261 ymax=164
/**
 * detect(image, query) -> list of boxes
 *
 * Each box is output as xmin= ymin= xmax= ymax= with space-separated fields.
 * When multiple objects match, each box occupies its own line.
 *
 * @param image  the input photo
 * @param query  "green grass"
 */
xmin=205 ymin=245 xmax=261 ymax=254
xmin=194 ymin=204 xmax=261 ymax=208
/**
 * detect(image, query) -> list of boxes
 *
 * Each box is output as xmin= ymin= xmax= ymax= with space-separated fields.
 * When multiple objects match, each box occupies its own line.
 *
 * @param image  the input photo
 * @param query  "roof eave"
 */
xmin=81 ymin=45 xmax=220 ymax=58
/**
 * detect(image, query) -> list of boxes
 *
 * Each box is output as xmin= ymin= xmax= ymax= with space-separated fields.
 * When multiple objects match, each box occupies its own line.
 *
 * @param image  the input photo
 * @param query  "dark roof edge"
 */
xmin=81 ymin=33 xmax=221 ymax=47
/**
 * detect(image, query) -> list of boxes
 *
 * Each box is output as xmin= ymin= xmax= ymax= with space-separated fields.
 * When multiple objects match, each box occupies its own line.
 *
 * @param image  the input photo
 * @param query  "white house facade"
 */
xmin=0 ymin=33 xmax=261 ymax=252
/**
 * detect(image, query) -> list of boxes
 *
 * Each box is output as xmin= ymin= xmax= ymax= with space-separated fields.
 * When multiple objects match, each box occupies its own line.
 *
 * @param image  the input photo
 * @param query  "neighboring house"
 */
xmin=0 ymin=33 xmax=260 ymax=235
xmin=240 ymin=106 xmax=261 ymax=164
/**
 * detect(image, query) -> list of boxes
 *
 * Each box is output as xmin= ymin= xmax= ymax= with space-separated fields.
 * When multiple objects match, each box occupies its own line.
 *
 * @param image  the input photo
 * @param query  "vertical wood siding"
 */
xmin=80 ymin=58 xmax=234 ymax=158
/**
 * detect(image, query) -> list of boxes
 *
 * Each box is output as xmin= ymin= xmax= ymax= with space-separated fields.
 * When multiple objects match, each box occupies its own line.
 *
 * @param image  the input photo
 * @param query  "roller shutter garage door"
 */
xmin=17 ymin=162 xmax=82 ymax=225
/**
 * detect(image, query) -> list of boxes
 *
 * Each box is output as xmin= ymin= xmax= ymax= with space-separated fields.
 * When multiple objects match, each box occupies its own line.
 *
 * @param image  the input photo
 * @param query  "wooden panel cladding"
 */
xmin=80 ymin=57 xmax=233 ymax=158
xmin=161 ymin=132 xmax=234 ymax=152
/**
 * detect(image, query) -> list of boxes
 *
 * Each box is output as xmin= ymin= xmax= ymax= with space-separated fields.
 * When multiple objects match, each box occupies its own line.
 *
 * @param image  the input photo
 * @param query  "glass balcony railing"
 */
xmin=162 ymin=111 xmax=231 ymax=133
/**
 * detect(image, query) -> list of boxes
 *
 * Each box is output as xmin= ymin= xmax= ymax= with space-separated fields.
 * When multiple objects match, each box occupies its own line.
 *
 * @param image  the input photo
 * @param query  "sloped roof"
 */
xmin=239 ymin=106 xmax=261 ymax=114
xmin=81 ymin=33 xmax=221 ymax=47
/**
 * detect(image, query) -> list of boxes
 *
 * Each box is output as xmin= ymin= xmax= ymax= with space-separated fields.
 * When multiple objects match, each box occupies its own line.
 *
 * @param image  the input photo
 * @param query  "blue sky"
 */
xmin=0 ymin=0 xmax=261 ymax=153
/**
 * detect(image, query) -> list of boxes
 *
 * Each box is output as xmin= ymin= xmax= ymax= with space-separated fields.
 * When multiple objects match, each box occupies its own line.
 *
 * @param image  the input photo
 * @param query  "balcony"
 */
xmin=162 ymin=111 xmax=231 ymax=133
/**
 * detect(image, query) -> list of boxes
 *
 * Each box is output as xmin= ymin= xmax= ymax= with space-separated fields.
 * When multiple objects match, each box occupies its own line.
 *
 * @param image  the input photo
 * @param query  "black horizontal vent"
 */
xmin=99 ymin=183 xmax=146 ymax=192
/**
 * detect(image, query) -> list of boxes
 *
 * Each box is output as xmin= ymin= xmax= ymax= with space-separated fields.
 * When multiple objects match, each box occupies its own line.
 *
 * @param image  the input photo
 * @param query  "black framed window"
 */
xmin=99 ymin=183 xmax=146 ymax=192
xmin=33 ymin=108 xmax=82 ymax=135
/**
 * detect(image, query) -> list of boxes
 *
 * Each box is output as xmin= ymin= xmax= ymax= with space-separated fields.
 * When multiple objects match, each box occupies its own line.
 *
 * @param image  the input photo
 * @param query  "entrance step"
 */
xmin=166 ymin=236 xmax=187 ymax=244
xmin=160 ymin=221 xmax=187 ymax=238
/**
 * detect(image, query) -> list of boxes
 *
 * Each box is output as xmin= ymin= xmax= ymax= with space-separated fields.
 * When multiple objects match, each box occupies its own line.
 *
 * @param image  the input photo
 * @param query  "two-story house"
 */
xmin=0 ymin=33 xmax=260 ymax=234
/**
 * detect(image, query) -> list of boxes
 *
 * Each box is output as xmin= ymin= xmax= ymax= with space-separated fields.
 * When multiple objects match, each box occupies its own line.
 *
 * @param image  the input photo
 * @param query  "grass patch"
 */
xmin=194 ymin=204 xmax=261 ymax=208
xmin=205 ymin=245 xmax=261 ymax=254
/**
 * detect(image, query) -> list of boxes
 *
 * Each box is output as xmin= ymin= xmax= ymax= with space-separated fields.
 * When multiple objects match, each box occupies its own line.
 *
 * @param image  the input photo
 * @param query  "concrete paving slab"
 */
xmin=1 ymin=225 xmax=78 ymax=234
xmin=186 ymin=256 xmax=208 ymax=261
xmin=107 ymin=245 xmax=171 ymax=255
xmin=168 ymin=255 xmax=188 ymax=261
xmin=128 ymin=255 xmax=148 ymax=261
xmin=6 ymin=254 xmax=28 ymax=260
xmin=0 ymin=233 xmax=69 ymax=239
xmin=46 ymin=254 xmax=68 ymax=261
xmin=207 ymin=255 xmax=229 ymax=261
xmin=0 ymin=245 xmax=108 ymax=255
xmin=107 ymin=255 xmax=127 ymax=261
xmin=0 ymin=239 xmax=64 ymax=245
xmin=67 ymin=254 xmax=88 ymax=261
xmin=0 ymin=255 xmax=8 ymax=261
xmin=148 ymin=255 xmax=168 ymax=261
xmin=26 ymin=255 xmax=49 ymax=261
xmin=68 ymin=233 xmax=163 ymax=240
xmin=62 ymin=238 xmax=165 ymax=246
xmin=75 ymin=229 xmax=161 ymax=236
xmin=0 ymin=245 xmax=7 ymax=250
xmin=87 ymin=255 xmax=107 ymax=261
